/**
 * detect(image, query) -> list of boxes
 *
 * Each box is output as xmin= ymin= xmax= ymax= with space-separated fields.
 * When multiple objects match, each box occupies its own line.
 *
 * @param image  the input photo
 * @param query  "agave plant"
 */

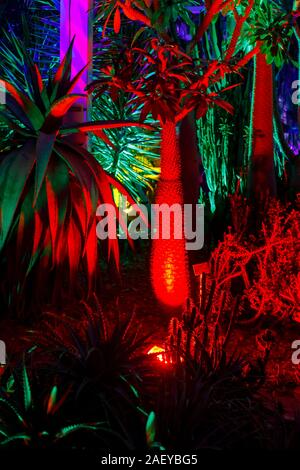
xmin=31 ymin=299 xmax=152 ymax=410
xmin=0 ymin=364 xmax=105 ymax=448
xmin=0 ymin=38 xmax=153 ymax=316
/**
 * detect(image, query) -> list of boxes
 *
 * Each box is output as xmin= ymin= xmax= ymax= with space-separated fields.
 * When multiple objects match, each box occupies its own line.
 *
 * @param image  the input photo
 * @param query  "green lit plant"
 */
xmin=31 ymin=299 xmax=152 ymax=407
xmin=0 ymin=364 xmax=104 ymax=448
xmin=245 ymin=0 xmax=293 ymax=67
xmin=91 ymin=81 xmax=160 ymax=203
xmin=0 ymin=39 xmax=151 ymax=317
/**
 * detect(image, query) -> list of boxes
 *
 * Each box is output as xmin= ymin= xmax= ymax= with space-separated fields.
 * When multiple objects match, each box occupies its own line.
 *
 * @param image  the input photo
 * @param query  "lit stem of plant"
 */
xmin=250 ymin=50 xmax=276 ymax=203
xmin=151 ymin=121 xmax=190 ymax=308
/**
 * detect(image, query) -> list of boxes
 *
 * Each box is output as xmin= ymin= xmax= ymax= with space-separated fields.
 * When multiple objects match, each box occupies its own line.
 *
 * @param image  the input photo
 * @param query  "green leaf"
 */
xmin=47 ymin=386 xmax=58 ymax=415
xmin=22 ymin=365 xmax=32 ymax=411
xmin=0 ymin=141 xmax=35 ymax=251
xmin=146 ymin=411 xmax=156 ymax=447
xmin=2 ymin=80 xmax=44 ymax=131
xmin=34 ymin=132 xmax=57 ymax=204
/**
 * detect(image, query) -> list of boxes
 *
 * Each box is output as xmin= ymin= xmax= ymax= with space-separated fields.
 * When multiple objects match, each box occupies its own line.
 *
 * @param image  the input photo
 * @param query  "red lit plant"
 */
xmin=0 ymin=40 xmax=151 ymax=317
xmin=207 ymin=199 xmax=300 ymax=323
xmin=244 ymin=0 xmax=294 ymax=205
xmin=90 ymin=38 xmax=245 ymax=307
xmin=93 ymin=0 xmax=264 ymax=308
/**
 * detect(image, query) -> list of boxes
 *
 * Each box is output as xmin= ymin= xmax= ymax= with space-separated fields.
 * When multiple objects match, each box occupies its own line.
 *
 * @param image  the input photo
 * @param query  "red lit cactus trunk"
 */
xmin=250 ymin=52 xmax=276 ymax=203
xmin=150 ymin=121 xmax=190 ymax=308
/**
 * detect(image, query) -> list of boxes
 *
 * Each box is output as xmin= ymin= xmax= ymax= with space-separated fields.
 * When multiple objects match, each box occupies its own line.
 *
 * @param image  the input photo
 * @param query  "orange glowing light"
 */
xmin=147 ymin=345 xmax=167 ymax=363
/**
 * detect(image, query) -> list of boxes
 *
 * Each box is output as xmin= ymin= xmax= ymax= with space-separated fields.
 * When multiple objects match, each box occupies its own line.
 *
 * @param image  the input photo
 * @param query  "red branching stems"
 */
xmin=122 ymin=0 xmax=151 ymax=26
xmin=209 ymin=201 xmax=300 ymax=322
xmin=233 ymin=44 xmax=260 ymax=71
xmin=191 ymin=0 xmax=233 ymax=49
xmin=225 ymin=0 xmax=254 ymax=61
xmin=102 ymin=0 xmax=151 ymax=36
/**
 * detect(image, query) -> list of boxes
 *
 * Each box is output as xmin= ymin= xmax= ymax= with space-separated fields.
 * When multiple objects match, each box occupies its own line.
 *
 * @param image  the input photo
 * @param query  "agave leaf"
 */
xmin=0 ymin=434 xmax=30 ymax=446
xmin=67 ymin=63 xmax=90 ymax=95
xmin=50 ymin=37 xmax=75 ymax=101
xmin=68 ymin=218 xmax=83 ymax=285
xmin=2 ymin=80 xmax=44 ymax=131
xmin=45 ymin=176 xmax=59 ymax=264
xmin=48 ymin=94 xmax=86 ymax=120
xmin=69 ymin=182 xmax=89 ymax=243
xmin=85 ymin=220 xmax=98 ymax=293
xmin=0 ymin=397 xmax=23 ymax=423
xmin=0 ymin=141 xmax=35 ymax=251
xmin=54 ymin=143 xmax=97 ymax=199
xmin=47 ymin=158 xmax=69 ymax=226
xmin=61 ymin=120 xmax=154 ymax=135
xmin=46 ymin=385 xmax=58 ymax=415
xmin=34 ymin=131 xmax=57 ymax=203
xmin=22 ymin=52 xmax=45 ymax=111
xmin=56 ymin=423 xmax=103 ymax=439
xmin=4 ymin=93 xmax=35 ymax=131
xmin=16 ymin=192 xmax=33 ymax=260
xmin=146 ymin=411 xmax=156 ymax=447
xmin=22 ymin=365 xmax=32 ymax=411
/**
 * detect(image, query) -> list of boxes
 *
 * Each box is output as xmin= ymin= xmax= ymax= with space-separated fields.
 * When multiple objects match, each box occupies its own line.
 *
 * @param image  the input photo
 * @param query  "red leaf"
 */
xmin=114 ymin=7 xmax=121 ymax=34
xmin=45 ymin=176 xmax=59 ymax=265
xmin=214 ymin=99 xmax=234 ymax=114
xmin=32 ymin=211 xmax=43 ymax=257
xmin=68 ymin=218 xmax=82 ymax=285
xmin=16 ymin=211 xmax=25 ymax=258
xmin=48 ymin=95 xmax=85 ymax=119
xmin=92 ymin=129 xmax=116 ymax=149
xmin=34 ymin=64 xmax=44 ymax=92
xmin=55 ymin=225 xmax=68 ymax=266
xmin=85 ymin=220 xmax=97 ymax=293
xmin=70 ymin=181 xmax=88 ymax=242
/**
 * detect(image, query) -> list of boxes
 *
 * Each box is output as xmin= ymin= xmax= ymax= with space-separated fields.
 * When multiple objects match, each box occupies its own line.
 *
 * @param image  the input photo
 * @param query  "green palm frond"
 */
xmin=92 ymin=95 xmax=160 ymax=202
xmin=27 ymin=0 xmax=60 ymax=74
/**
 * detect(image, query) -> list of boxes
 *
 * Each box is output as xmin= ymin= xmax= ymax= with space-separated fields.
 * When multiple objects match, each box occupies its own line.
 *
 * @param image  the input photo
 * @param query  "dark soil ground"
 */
xmin=1 ymin=246 xmax=300 ymax=417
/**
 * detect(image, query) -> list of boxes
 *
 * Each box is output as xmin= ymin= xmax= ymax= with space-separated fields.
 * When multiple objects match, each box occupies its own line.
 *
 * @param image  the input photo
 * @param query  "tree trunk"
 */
xmin=179 ymin=112 xmax=205 ymax=281
xmin=180 ymin=112 xmax=201 ymax=208
xmin=150 ymin=121 xmax=190 ymax=308
xmin=249 ymin=52 xmax=276 ymax=205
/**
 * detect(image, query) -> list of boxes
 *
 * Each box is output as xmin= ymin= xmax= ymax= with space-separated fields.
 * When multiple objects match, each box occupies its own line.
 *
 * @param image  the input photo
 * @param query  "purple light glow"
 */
xmin=60 ymin=0 xmax=93 ymax=118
